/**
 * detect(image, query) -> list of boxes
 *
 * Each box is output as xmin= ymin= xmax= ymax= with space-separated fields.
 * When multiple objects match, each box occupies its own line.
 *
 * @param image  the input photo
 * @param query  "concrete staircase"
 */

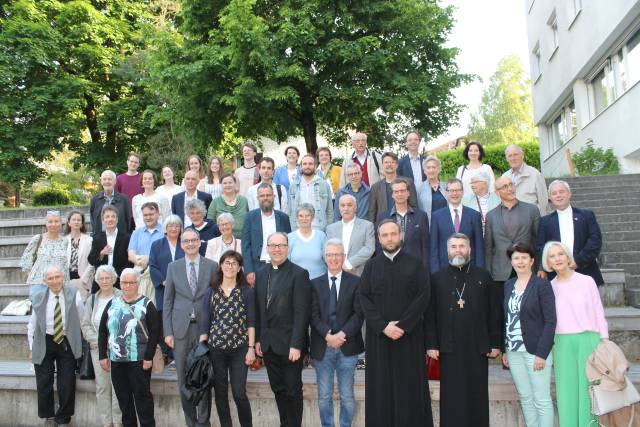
xmin=556 ymin=174 xmax=640 ymax=307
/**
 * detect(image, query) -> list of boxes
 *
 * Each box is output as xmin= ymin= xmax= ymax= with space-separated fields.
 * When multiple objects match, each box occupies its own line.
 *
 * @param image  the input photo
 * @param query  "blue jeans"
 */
xmin=314 ymin=347 xmax=358 ymax=427
xmin=507 ymin=351 xmax=554 ymax=427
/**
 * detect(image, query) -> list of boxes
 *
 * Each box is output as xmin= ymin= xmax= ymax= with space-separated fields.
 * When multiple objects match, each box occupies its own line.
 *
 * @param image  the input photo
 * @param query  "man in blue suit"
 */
xmin=430 ymin=178 xmax=484 ymax=272
xmin=398 ymin=131 xmax=427 ymax=189
xmin=171 ymin=170 xmax=212 ymax=226
xmin=536 ymin=179 xmax=603 ymax=285
xmin=242 ymin=183 xmax=292 ymax=286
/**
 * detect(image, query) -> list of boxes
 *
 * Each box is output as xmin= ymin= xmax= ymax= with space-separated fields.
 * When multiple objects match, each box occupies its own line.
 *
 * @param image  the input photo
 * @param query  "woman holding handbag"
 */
xmin=542 ymin=241 xmax=609 ymax=427
xmin=502 ymin=243 xmax=556 ymax=427
xmin=81 ymin=265 xmax=123 ymax=427
xmin=199 ymin=250 xmax=255 ymax=427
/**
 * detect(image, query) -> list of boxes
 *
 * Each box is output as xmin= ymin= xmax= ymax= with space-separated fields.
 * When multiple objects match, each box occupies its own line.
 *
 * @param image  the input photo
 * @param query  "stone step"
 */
xmin=571 ymin=191 xmax=640 ymax=203
xmin=602 ymin=251 xmax=640 ymax=264
xmin=602 ymin=240 xmax=640 ymax=253
xmin=0 ymin=207 xmax=88 ymax=220
xmin=599 ymin=268 xmax=626 ymax=307
xmin=565 ymin=184 xmax=640 ymax=195
xmin=554 ymin=173 xmax=640 ymax=184
xmin=0 ymin=258 xmax=24 ymax=284
xmin=599 ymin=221 xmax=640 ymax=233
xmin=626 ymin=288 xmax=640 ymax=308
xmin=589 ymin=204 xmax=640 ymax=217
xmin=595 ymin=213 xmax=640 ymax=225
xmin=0 ymin=284 xmax=29 ymax=311
xmin=574 ymin=198 xmax=640 ymax=208
xmin=606 ymin=262 xmax=640 ymax=277
xmin=601 ymin=230 xmax=640 ymax=243
xmin=0 ymin=236 xmax=31 ymax=258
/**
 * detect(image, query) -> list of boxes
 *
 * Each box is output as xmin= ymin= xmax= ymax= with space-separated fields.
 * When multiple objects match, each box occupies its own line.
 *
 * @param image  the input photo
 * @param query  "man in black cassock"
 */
xmin=359 ymin=219 xmax=433 ymax=427
xmin=425 ymin=232 xmax=502 ymax=427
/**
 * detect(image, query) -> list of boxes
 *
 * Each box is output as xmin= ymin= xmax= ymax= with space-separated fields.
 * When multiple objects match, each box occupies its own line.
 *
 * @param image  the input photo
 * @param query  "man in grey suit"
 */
xmin=163 ymin=228 xmax=219 ymax=427
xmin=326 ymin=194 xmax=375 ymax=277
xmin=485 ymin=176 xmax=540 ymax=344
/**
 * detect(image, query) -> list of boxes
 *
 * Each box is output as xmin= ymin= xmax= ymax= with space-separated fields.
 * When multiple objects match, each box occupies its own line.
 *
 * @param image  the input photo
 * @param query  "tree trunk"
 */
xmin=300 ymin=95 xmax=318 ymax=154
xmin=83 ymin=93 xmax=101 ymax=145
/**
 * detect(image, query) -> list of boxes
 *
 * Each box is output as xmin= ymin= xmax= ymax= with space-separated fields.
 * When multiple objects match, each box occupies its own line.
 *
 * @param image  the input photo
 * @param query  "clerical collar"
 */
xmin=449 ymin=262 xmax=471 ymax=272
xmin=383 ymin=248 xmax=401 ymax=261
xmin=271 ymin=259 xmax=288 ymax=270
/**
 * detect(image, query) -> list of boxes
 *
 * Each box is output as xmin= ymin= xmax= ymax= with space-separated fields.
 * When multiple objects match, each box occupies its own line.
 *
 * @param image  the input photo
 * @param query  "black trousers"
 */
xmin=111 ymin=361 xmax=155 ymax=427
xmin=263 ymin=350 xmax=304 ymax=427
xmin=210 ymin=346 xmax=252 ymax=427
xmin=34 ymin=335 xmax=77 ymax=424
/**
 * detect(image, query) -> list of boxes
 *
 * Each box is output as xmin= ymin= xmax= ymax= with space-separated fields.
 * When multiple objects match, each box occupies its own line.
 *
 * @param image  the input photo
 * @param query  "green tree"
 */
xmin=151 ymin=0 xmax=470 ymax=153
xmin=0 ymin=0 xmax=157 ymax=202
xmin=468 ymin=55 xmax=536 ymax=146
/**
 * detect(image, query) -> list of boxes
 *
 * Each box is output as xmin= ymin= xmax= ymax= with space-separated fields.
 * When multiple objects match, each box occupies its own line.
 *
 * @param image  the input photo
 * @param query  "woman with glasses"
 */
xmin=199 ymin=250 xmax=255 ymax=427
xmin=205 ymin=213 xmax=241 ymax=263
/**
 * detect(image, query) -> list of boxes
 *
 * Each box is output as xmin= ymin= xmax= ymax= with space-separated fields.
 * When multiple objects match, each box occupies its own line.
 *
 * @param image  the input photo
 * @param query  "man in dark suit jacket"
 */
xmin=430 ymin=178 xmax=484 ymax=272
xmin=255 ymin=232 xmax=312 ymax=427
xmin=377 ymin=178 xmax=430 ymax=269
xmin=536 ymin=179 xmax=603 ymax=285
xmin=398 ymin=130 xmax=427 ymax=186
xmin=163 ymin=228 xmax=218 ymax=427
xmin=171 ymin=170 xmax=213 ymax=225
xmin=89 ymin=169 xmax=132 ymax=234
xmin=241 ymin=183 xmax=291 ymax=285
xmin=310 ymin=238 xmax=364 ymax=427
xmin=368 ymin=153 xmax=418 ymax=222
xmin=87 ymin=205 xmax=133 ymax=292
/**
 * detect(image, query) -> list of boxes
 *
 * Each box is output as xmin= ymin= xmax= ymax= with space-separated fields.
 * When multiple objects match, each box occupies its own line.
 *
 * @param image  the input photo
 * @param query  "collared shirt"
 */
xmin=44 ymin=289 xmax=83 ymax=336
xmin=500 ymin=201 xmax=520 ymax=237
xmin=183 ymin=191 xmax=197 ymax=227
xmin=128 ymin=223 xmax=164 ymax=257
xmin=449 ymin=204 xmax=463 ymax=226
xmin=557 ymin=206 xmax=575 ymax=253
xmin=510 ymin=164 xmax=526 ymax=184
xmin=168 ymin=241 xmax=177 ymax=261
xmin=334 ymin=183 xmax=371 ymax=221
xmin=390 ymin=205 xmax=414 ymax=235
xmin=260 ymin=211 xmax=277 ymax=262
xmin=383 ymin=248 xmax=401 ymax=261
xmin=298 ymin=177 xmax=314 ymax=204
xmin=185 ymin=255 xmax=200 ymax=281
xmin=409 ymin=155 xmax=423 ymax=189
xmin=327 ymin=271 xmax=343 ymax=299
xmin=106 ymin=228 xmax=118 ymax=266
xmin=341 ymin=218 xmax=355 ymax=270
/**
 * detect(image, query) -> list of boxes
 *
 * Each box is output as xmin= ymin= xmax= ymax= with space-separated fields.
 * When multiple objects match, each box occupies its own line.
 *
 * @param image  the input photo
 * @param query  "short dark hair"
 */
xmin=221 ymin=172 xmax=237 ymax=183
xmin=140 ymin=169 xmax=158 ymax=187
xmin=507 ymin=242 xmax=536 ymax=259
xmin=211 ymin=250 xmax=246 ymax=288
xmin=406 ymin=130 xmax=421 ymax=140
xmin=377 ymin=218 xmax=401 ymax=234
xmin=260 ymin=157 xmax=275 ymax=168
xmin=64 ymin=210 xmax=87 ymax=235
xmin=382 ymin=151 xmax=399 ymax=162
xmin=242 ymin=143 xmax=258 ymax=154
xmin=284 ymin=145 xmax=300 ymax=157
xmin=141 ymin=202 xmax=159 ymax=213
xmin=101 ymin=204 xmax=119 ymax=219
xmin=463 ymin=141 xmax=485 ymax=161
xmin=316 ymin=147 xmax=332 ymax=160
xmin=391 ymin=177 xmax=410 ymax=191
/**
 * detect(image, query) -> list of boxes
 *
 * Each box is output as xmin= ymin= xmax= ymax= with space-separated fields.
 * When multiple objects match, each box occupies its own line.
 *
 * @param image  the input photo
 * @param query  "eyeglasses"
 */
xmin=346 ymin=172 xmax=361 ymax=177
xmin=222 ymin=261 xmax=239 ymax=267
xmin=267 ymin=243 xmax=288 ymax=250
xmin=182 ymin=238 xmax=200 ymax=244
xmin=120 ymin=281 xmax=138 ymax=286
xmin=325 ymin=253 xmax=344 ymax=258
xmin=496 ymin=182 xmax=515 ymax=191
xmin=97 ymin=276 xmax=114 ymax=282
xmin=446 ymin=189 xmax=463 ymax=193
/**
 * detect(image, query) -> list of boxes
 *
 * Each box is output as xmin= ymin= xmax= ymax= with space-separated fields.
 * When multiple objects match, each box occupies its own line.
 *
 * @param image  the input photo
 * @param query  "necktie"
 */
xmin=53 ymin=296 xmax=64 ymax=344
xmin=189 ymin=262 xmax=197 ymax=296
xmin=454 ymin=208 xmax=461 ymax=233
xmin=329 ymin=276 xmax=338 ymax=333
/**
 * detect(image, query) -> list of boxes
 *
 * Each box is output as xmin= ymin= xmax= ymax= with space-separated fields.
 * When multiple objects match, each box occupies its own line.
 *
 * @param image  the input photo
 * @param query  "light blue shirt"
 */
xmin=128 ymin=223 xmax=164 ymax=256
xmin=288 ymin=229 xmax=327 ymax=280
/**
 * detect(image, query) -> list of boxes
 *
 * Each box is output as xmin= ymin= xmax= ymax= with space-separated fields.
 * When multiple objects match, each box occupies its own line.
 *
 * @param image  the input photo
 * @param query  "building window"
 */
xmin=592 ymin=63 xmax=616 ymax=115
xmin=547 ymin=11 xmax=559 ymax=59
xmin=572 ymin=0 xmax=582 ymax=17
xmin=532 ymin=42 xmax=541 ymax=82
xmin=626 ymin=28 xmax=640 ymax=87
xmin=549 ymin=101 xmax=578 ymax=151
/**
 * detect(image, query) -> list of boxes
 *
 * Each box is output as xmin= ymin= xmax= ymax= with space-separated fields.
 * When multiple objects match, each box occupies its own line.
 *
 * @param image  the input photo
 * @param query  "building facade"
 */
xmin=525 ymin=0 xmax=640 ymax=176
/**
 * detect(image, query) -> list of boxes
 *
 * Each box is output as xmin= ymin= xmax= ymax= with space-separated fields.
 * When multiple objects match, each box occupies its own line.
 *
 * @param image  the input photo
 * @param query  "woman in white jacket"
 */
xmin=65 ymin=210 xmax=94 ymax=301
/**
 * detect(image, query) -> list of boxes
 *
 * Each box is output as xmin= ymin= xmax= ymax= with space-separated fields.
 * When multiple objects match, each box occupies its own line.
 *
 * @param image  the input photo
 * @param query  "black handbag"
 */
xmin=78 ymin=339 xmax=95 ymax=379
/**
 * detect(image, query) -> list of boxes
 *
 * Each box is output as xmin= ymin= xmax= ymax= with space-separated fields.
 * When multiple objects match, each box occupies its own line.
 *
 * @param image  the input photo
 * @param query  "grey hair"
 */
xmin=216 ymin=212 xmax=235 ymax=225
xmin=504 ymin=144 xmax=524 ymax=156
xmin=324 ymin=238 xmax=345 ymax=255
xmin=541 ymin=241 xmax=575 ymax=273
xmin=257 ymin=182 xmax=273 ymax=193
xmin=470 ymin=171 xmax=490 ymax=183
xmin=267 ymin=231 xmax=289 ymax=244
xmin=185 ymin=198 xmax=207 ymax=216
xmin=338 ymin=193 xmax=357 ymax=206
xmin=296 ymin=202 xmax=316 ymax=219
xmin=423 ymin=155 xmax=441 ymax=169
xmin=182 ymin=227 xmax=200 ymax=240
xmin=346 ymin=163 xmax=361 ymax=173
xmin=446 ymin=233 xmax=470 ymax=248
xmin=351 ymin=132 xmax=367 ymax=142
xmin=101 ymin=169 xmax=117 ymax=181
xmin=163 ymin=214 xmax=183 ymax=233
xmin=548 ymin=179 xmax=571 ymax=193
xmin=95 ymin=265 xmax=118 ymax=282
xmin=43 ymin=264 xmax=63 ymax=278
xmin=119 ymin=268 xmax=140 ymax=283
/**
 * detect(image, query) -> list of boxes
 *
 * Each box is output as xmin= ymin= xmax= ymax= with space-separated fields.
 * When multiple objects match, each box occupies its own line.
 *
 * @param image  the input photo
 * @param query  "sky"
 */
xmin=431 ymin=0 xmax=532 ymax=146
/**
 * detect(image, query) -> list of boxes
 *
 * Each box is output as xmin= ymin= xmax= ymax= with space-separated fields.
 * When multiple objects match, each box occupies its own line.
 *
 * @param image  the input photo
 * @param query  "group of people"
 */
xmin=21 ymin=131 xmax=609 ymax=427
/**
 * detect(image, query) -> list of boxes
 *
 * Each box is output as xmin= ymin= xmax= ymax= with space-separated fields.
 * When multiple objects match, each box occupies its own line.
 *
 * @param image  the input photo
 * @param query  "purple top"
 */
xmin=116 ymin=173 xmax=143 ymax=214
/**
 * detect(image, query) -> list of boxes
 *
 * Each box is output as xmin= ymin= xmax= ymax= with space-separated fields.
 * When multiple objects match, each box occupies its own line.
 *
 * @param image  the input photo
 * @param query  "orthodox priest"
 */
xmin=425 ymin=232 xmax=502 ymax=427
xmin=359 ymin=219 xmax=433 ymax=427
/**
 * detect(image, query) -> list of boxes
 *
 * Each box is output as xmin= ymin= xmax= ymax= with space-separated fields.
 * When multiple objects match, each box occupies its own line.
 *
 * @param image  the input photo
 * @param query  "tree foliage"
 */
xmin=150 ymin=0 xmax=471 ymax=153
xmin=468 ymin=55 xmax=536 ymax=146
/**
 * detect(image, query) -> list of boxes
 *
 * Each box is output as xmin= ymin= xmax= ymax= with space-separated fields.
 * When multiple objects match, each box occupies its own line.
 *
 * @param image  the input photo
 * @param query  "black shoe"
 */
xmin=356 ymin=358 xmax=366 ymax=370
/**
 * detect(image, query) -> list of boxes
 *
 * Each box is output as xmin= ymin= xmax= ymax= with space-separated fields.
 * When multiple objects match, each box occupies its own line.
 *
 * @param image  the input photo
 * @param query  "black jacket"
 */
xmin=88 ymin=230 xmax=133 ymax=291
xmin=183 ymin=342 xmax=214 ymax=405
xmin=310 ymin=271 xmax=364 ymax=360
xmin=503 ymin=275 xmax=556 ymax=358
xmin=89 ymin=191 xmax=132 ymax=234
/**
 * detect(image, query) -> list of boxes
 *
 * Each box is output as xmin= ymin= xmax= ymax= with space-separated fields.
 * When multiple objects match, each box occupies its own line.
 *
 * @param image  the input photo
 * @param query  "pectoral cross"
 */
xmin=457 ymin=298 xmax=465 ymax=309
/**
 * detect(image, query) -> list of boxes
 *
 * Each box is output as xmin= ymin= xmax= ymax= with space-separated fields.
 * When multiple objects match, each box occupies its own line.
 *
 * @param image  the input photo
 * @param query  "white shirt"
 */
xmin=356 ymin=151 xmax=368 ymax=165
xmin=449 ymin=204 xmax=463 ymax=226
xmin=327 ymin=271 xmax=343 ymax=299
xmin=27 ymin=289 xmax=84 ymax=350
xmin=92 ymin=294 xmax=114 ymax=330
xmin=287 ymin=167 xmax=298 ymax=185
xmin=106 ymin=228 xmax=118 ymax=266
xmin=185 ymin=255 xmax=200 ymax=281
xmin=183 ymin=192 xmax=197 ymax=227
xmin=260 ymin=211 xmax=277 ymax=262
xmin=247 ymin=182 xmax=288 ymax=212
xmin=341 ymin=218 xmax=356 ymax=270
xmin=298 ymin=177 xmax=314 ymax=204
xmin=557 ymin=206 xmax=575 ymax=253
xmin=168 ymin=241 xmax=177 ymax=261
xmin=409 ymin=155 xmax=423 ymax=190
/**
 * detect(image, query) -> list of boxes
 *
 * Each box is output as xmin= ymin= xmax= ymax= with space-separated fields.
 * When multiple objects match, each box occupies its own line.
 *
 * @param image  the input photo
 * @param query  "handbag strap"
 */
xmin=122 ymin=299 xmax=149 ymax=340
xmin=32 ymin=234 xmax=43 ymax=265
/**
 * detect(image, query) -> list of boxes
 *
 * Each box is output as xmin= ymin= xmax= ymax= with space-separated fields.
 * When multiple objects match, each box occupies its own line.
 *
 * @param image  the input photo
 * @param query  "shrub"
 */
xmin=572 ymin=140 xmax=620 ymax=176
xmin=32 ymin=186 xmax=71 ymax=206
xmin=436 ymin=141 xmax=540 ymax=180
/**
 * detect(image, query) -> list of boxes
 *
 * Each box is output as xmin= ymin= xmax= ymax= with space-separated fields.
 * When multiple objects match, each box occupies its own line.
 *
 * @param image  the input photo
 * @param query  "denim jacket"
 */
xmin=288 ymin=175 xmax=333 ymax=231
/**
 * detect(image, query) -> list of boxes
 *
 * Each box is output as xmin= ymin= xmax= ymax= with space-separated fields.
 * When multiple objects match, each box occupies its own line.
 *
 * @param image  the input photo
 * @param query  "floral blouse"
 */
xmin=505 ymin=288 xmax=525 ymax=352
xmin=199 ymin=284 xmax=256 ymax=350
xmin=20 ymin=234 xmax=69 ymax=285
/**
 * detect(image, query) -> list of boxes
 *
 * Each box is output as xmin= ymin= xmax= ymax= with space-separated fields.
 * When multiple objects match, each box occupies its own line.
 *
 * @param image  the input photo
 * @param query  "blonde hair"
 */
xmin=541 ymin=241 xmax=575 ymax=273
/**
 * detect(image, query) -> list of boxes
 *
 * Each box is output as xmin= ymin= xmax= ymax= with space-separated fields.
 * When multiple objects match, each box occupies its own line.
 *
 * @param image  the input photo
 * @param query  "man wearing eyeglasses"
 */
xmin=485 ymin=176 xmax=541 ymax=345
xmin=163 ymin=228 xmax=219 ymax=427
xmin=429 ymin=178 xmax=484 ymax=273
xmin=255 ymin=232 xmax=312 ymax=427
xmin=333 ymin=164 xmax=371 ymax=221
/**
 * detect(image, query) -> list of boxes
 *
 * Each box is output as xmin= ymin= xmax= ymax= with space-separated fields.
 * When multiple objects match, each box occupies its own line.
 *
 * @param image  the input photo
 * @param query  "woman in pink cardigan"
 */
xmin=542 ymin=241 xmax=608 ymax=427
